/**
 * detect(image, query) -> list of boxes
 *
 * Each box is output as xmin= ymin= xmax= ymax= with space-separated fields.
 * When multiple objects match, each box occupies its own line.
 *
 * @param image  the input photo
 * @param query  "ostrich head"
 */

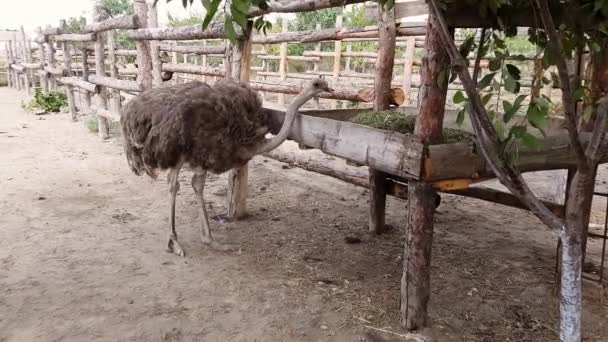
xmin=256 ymin=77 xmax=334 ymax=154
xmin=303 ymin=78 xmax=333 ymax=97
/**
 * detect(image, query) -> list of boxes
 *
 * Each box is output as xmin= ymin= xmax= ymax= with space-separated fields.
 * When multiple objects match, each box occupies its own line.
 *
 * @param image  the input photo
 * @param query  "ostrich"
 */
xmin=121 ymin=78 xmax=332 ymax=256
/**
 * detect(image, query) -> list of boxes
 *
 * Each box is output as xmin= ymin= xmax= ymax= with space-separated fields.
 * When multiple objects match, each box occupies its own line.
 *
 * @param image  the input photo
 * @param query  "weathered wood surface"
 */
xmin=392 ymin=0 xmax=571 ymax=29
xmin=251 ymin=81 xmax=372 ymax=102
xmin=161 ymin=63 xmax=226 ymax=77
xmin=249 ymin=0 xmax=367 ymax=16
xmin=58 ymin=77 xmax=99 ymax=93
xmin=88 ymin=75 xmax=143 ymax=92
xmin=368 ymin=4 xmax=396 ymax=235
xmin=44 ymin=66 xmax=68 ymax=76
xmin=252 ymin=25 xmax=426 ymax=44
xmin=426 ymin=134 xmax=608 ymax=182
xmin=115 ymin=49 xmax=138 ymax=56
xmin=91 ymin=105 xmax=120 ymax=121
xmin=83 ymin=14 xmax=138 ymax=33
xmin=92 ymin=0 xmax=110 ymax=139
xmin=54 ymin=33 xmax=96 ymax=42
xmin=263 ymin=108 xmax=425 ymax=179
xmin=126 ymin=22 xmax=225 ymax=41
xmin=10 ymin=64 xmax=25 ymax=72
xmin=134 ymin=0 xmax=153 ymax=90
xmin=158 ymin=42 xmax=226 ymax=55
xmin=21 ymin=62 xmax=43 ymax=69
xmin=402 ymin=12 xmax=450 ymax=331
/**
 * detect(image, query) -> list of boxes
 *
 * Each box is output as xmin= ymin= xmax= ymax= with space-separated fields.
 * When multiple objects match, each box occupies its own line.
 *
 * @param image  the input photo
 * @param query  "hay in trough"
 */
xmin=350 ymin=110 xmax=476 ymax=145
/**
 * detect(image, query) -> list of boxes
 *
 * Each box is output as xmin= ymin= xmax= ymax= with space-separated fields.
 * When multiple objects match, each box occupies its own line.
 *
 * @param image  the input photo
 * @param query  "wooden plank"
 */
xmin=158 ymin=42 xmax=226 ymax=55
xmin=57 ymin=76 xmax=99 ymax=93
xmin=264 ymin=108 xmax=424 ymax=180
xmin=92 ymin=1 xmax=110 ymax=139
xmin=278 ymin=19 xmax=288 ymax=106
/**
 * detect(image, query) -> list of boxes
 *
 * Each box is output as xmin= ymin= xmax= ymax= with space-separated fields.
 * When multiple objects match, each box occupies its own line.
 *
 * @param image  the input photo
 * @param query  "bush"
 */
xmin=21 ymin=89 xmax=67 ymax=113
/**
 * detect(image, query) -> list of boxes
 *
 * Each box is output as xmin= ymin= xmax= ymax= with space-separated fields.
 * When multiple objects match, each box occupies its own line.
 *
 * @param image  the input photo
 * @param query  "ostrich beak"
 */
xmin=324 ymin=86 xmax=334 ymax=93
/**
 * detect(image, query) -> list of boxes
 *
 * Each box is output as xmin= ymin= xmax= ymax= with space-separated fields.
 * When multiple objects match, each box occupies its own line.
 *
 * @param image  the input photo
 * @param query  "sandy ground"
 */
xmin=1 ymin=86 xmax=608 ymax=342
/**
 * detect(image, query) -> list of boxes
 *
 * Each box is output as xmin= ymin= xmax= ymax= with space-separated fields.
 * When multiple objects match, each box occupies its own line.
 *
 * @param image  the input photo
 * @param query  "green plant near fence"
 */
xmin=21 ymin=89 xmax=67 ymax=113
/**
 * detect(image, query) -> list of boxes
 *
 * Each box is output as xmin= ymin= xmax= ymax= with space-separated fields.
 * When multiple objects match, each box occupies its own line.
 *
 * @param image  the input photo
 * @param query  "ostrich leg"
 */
xmin=167 ymin=165 xmax=186 ymax=257
xmin=192 ymin=170 xmax=236 ymax=251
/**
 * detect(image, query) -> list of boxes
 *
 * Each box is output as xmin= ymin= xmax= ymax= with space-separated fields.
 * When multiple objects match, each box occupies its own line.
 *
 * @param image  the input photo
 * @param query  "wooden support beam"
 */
xmin=227 ymin=22 xmax=253 ymax=220
xmin=369 ymin=5 xmax=396 ymax=235
xmin=79 ymin=20 xmax=92 ymax=112
xmin=20 ymin=26 xmax=31 ymax=95
xmin=147 ymin=2 xmax=163 ymax=86
xmin=402 ymin=12 xmax=451 ymax=331
xmin=331 ymin=15 xmax=343 ymax=110
xmin=250 ymin=81 xmax=372 ymax=102
xmin=82 ymin=14 xmax=139 ymax=33
xmin=107 ymin=30 xmax=122 ymax=119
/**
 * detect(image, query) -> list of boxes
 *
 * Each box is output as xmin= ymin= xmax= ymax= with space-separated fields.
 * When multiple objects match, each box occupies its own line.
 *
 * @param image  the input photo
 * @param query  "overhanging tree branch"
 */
xmin=427 ymin=0 xmax=564 ymax=230
xmin=533 ymin=0 xmax=589 ymax=170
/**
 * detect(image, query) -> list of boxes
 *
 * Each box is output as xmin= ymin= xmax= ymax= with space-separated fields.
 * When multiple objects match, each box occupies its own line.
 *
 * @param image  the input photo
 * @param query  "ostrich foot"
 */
xmin=167 ymin=236 xmax=186 ymax=257
xmin=202 ymin=238 xmax=238 ymax=252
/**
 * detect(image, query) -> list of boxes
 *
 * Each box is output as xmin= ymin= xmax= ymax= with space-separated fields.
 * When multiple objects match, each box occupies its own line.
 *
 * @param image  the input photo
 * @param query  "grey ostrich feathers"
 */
xmin=121 ymin=78 xmax=332 ymax=256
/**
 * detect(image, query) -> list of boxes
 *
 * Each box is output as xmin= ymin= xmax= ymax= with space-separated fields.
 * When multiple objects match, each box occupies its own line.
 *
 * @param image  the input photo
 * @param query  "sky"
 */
xmin=0 ymin=0 xmax=219 ymax=37
xmin=0 ymin=0 xmax=426 ymax=38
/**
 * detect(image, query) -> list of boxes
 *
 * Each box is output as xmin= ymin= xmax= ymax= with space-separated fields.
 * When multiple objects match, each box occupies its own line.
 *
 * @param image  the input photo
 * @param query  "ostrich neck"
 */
xmin=256 ymin=91 xmax=315 ymax=154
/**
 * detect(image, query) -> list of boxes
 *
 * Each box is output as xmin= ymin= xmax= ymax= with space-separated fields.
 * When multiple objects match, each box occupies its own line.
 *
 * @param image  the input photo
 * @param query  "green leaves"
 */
xmin=478 ymin=72 xmax=496 ymax=90
xmin=453 ymin=91 xmax=467 ymax=104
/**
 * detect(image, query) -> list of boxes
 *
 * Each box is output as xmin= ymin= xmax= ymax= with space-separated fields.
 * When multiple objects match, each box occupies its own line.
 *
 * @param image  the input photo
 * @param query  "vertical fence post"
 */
xmin=106 ymin=30 xmax=121 ymax=117
xmin=147 ymin=1 xmax=163 ymax=87
xmin=227 ymin=23 xmax=253 ymax=220
xmin=202 ymin=39 xmax=208 ymax=82
xmin=60 ymin=20 xmax=78 ymax=121
xmin=20 ymin=26 xmax=31 ymax=94
xmin=368 ymin=4 xmax=396 ymax=235
xmin=278 ymin=18 xmax=288 ymax=106
xmin=93 ymin=0 xmax=111 ymax=139
xmin=345 ymin=42 xmax=352 ymax=72
xmin=7 ymin=40 xmax=15 ymax=88
xmin=134 ymin=0 xmax=153 ymax=90
xmin=45 ymin=26 xmax=57 ymax=90
xmin=401 ymin=12 xmax=451 ymax=332
xmin=402 ymin=37 xmax=416 ymax=106
xmin=331 ymin=15 xmax=343 ymax=109
xmin=35 ymin=27 xmax=49 ymax=92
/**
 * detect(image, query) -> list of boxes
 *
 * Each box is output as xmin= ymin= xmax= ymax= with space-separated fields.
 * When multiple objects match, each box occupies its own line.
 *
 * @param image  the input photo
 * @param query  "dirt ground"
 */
xmin=2 ymin=86 xmax=608 ymax=342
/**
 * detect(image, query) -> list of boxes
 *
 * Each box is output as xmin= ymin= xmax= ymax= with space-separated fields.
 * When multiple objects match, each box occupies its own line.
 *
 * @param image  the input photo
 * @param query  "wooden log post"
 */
xmin=345 ymin=42 xmax=352 ymax=72
xmin=7 ymin=40 xmax=15 ymax=88
xmin=45 ymin=26 xmax=57 ymax=90
xmin=227 ymin=23 xmax=253 ymax=220
xmin=147 ymin=1 xmax=163 ymax=87
xmin=401 ymin=12 xmax=451 ymax=331
xmin=277 ymin=19 xmax=288 ymax=106
xmin=134 ymin=0 xmax=153 ymax=90
xmin=402 ymin=37 xmax=416 ymax=105
xmin=313 ymin=23 xmax=322 ymax=109
xmin=331 ymin=15 xmax=343 ymax=109
xmin=106 ymin=30 xmax=121 ymax=117
xmin=35 ymin=27 xmax=48 ymax=92
xmin=368 ymin=5 xmax=396 ymax=235
xmin=78 ymin=19 xmax=92 ymax=111
xmin=60 ymin=20 xmax=78 ymax=121
xmin=201 ymin=40 xmax=208 ymax=82
xmin=20 ymin=26 xmax=31 ymax=94
xmin=93 ymin=0 xmax=110 ymax=139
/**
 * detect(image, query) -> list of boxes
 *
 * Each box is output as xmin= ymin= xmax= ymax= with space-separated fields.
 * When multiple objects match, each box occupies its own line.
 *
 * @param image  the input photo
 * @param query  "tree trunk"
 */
xmin=401 ymin=12 xmax=450 ymax=330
